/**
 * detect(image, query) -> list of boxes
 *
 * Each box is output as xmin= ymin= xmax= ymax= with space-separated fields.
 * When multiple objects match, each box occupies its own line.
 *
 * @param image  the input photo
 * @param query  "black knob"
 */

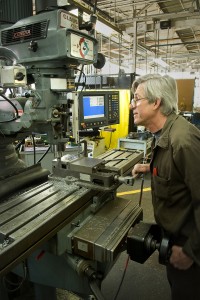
xmin=25 ymin=92 xmax=31 ymax=98
xmin=29 ymin=40 xmax=38 ymax=52
xmin=15 ymin=72 xmax=25 ymax=81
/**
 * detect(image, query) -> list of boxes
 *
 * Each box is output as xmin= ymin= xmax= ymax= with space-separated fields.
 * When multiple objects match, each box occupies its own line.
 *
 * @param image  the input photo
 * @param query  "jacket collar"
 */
xmin=156 ymin=113 xmax=179 ymax=149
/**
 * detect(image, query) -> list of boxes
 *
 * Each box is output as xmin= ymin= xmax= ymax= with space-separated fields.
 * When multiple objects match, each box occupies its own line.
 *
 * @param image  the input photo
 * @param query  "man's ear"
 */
xmin=153 ymin=98 xmax=162 ymax=109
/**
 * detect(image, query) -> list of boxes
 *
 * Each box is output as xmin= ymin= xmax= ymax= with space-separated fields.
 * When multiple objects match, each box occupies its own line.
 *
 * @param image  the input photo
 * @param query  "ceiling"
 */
xmin=90 ymin=0 xmax=200 ymax=74
xmin=31 ymin=0 xmax=200 ymax=74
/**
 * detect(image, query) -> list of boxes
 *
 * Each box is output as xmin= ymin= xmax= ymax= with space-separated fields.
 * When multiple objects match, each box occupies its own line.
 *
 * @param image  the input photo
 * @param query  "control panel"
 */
xmin=108 ymin=91 xmax=120 ymax=125
xmin=78 ymin=90 xmax=120 ymax=130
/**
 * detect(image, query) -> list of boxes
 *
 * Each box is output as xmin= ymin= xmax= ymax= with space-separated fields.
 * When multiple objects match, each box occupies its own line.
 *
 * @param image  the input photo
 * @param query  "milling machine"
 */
xmin=0 ymin=1 xmax=144 ymax=299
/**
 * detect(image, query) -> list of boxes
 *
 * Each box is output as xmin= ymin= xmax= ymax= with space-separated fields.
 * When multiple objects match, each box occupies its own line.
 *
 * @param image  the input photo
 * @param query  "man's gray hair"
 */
xmin=132 ymin=74 xmax=178 ymax=115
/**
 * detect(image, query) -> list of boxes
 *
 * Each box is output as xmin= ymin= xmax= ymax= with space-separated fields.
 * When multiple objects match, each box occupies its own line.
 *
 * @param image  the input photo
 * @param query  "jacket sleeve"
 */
xmin=173 ymin=127 xmax=200 ymax=265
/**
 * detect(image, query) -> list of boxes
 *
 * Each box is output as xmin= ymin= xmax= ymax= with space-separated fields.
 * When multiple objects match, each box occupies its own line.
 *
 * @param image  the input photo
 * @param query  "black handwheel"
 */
xmin=93 ymin=53 xmax=106 ymax=69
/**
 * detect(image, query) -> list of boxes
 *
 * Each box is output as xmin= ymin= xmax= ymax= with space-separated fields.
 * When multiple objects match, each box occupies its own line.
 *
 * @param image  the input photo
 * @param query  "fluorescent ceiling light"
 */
xmin=153 ymin=58 xmax=169 ymax=68
xmin=95 ymin=21 xmax=117 ymax=36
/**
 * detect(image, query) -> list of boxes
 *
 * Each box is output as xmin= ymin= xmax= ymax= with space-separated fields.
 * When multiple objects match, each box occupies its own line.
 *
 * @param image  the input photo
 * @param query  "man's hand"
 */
xmin=169 ymin=245 xmax=194 ymax=270
xmin=132 ymin=163 xmax=150 ymax=178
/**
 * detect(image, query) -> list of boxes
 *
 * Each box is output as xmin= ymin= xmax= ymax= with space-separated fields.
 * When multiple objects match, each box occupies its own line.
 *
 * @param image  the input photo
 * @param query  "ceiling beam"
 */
xmin=68 ymin=0 xmax=123 ymax=33
xmin=118 ymin=10 xmax=200 ymax=24
xmin=125 ymin=18 xmax=200 ymax=35
xmin=149 ymin=41 xmax=200 ymax=48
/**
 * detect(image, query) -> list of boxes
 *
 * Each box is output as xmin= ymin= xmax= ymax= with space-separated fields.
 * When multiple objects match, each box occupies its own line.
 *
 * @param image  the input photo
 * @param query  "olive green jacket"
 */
xmin=150 ymin=113 xmax=200 ymax=265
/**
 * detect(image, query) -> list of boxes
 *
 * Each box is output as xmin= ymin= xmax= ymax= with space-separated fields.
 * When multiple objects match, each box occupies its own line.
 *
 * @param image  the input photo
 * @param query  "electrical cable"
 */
xmin=138 ymin=156 xmax=147 ymax=207
xmin=36 ymin=145 xmax=51 ymax=164
xmin=0 ymin=93 xmax=19 ymax=123
xmin=32 ymin=134 xmax=36 ymax=165
xmin=75 ymin=65 xmax=86 ymax=92
xmin=3 ymin=261 xmax=27 ymax=293
xmin=113 ymin=255 xmax=130 ymax=300
xmin=138 ymin=173 xmax=145 ymax=207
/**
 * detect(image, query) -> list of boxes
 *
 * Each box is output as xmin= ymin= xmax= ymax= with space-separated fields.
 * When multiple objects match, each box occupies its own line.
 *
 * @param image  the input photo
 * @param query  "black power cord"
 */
xmin=0 ymin=93 xmax=19 ymax=123
xmin=113 ymin=255 xmax=130 ymax=300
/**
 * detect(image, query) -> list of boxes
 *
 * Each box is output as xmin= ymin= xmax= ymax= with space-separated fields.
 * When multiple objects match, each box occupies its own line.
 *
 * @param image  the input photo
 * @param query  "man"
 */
xmin=131 ymin=74 xmax=200 ymax=300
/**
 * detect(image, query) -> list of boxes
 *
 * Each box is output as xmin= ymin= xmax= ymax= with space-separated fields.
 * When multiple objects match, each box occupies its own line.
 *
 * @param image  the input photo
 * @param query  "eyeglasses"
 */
xmin=131 ymin=97 xmax=148 ymax=106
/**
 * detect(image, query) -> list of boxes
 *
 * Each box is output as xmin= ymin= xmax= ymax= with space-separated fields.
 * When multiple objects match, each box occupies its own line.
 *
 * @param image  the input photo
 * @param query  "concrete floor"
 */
xmin=2 ymin=174 xmax=171 ymax=300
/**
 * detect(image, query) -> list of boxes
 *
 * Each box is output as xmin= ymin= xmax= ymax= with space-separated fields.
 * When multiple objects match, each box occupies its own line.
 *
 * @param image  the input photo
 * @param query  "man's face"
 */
xmin=131 ymin=83 xmax=155 ymax=128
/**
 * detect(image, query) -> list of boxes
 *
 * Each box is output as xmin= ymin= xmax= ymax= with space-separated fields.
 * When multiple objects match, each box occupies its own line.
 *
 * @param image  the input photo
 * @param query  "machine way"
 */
xmin=0 ymin=149 xmax=143 ymax=299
